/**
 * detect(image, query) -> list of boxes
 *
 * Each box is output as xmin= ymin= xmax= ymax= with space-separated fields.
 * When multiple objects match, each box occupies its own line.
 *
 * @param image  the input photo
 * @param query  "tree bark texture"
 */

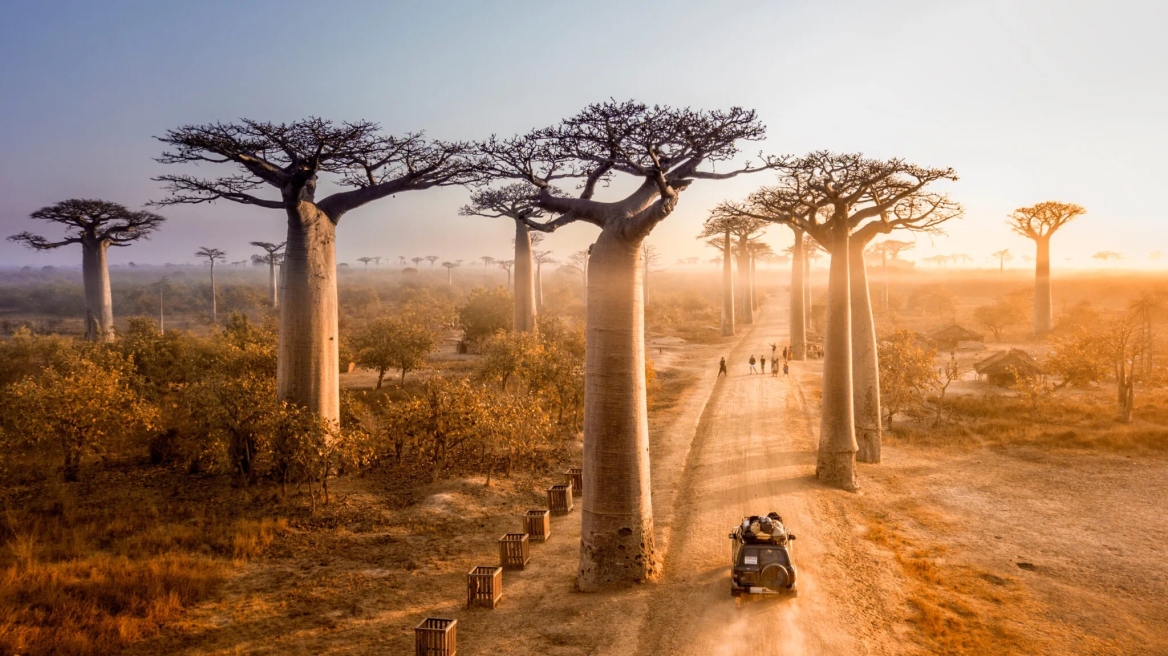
xmin=513 ymin=220 xmax=537 ymax=332
xmin=277 ymin=202 xmax=341 ymax=423
xmin=578 ymin=228 xmax=658 ymax=590
xmin=736 ymin=233 xmax=754 ymax=325
xmin=1033 ymin=236 xmax=1053 ymax=334
xmin=850 ymin=243 xmax=882 ymax=464
xmin=81 ymin=238 xmax=114 ymax=342
xmin=721 ymin=230 xmax=735 ymax=337
xmin=817 ymin=221 xmax=858 ymax=490
xmin=789 ymin=229 xmax=806 ymax=360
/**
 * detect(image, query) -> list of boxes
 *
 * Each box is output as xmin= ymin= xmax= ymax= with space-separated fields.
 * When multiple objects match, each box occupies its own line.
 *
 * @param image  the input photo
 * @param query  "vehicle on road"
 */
xmin=729 ymin=512 xmax=797 ymax=597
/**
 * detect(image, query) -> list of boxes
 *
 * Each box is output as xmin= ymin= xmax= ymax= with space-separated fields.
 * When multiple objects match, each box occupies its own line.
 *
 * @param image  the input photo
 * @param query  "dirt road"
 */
xmin=632 ymin=299 xmax=906 ymax=656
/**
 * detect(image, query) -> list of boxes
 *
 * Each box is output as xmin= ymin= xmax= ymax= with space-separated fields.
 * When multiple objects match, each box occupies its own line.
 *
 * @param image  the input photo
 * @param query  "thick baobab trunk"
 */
xmin=850 ymin=243 xmax=881 ymax=464
xmin=720 ymin=230 xmax=735 ymax=337
xmin=881 ymin=251 xmax=890 ymax=314
xmin=790 ymin=229 xmax=806 ymax=359
xmin=513 ymin=221 xmax=537 ymax=332
xmin=278 ymin=202 xmax=341 ymax=423
xmin=158 ymin=286 xmax=164 ymax=331
xmin=817 ymin=222 xmax=857 ymax=490
xmin=268 ymin=261 xmax=278 ymax=310
xmin=1033 ymin=235 xmax=1053 ymax=334
xmin=803 ymin=251 xmax=812 ymax=336
xmin=446 ymin=267 xmax=453 ymax=285
xmin=736 ymin=234 xmax=754 ymax=325
xmin=578 ymin=229 xmax=658 ymax=590
xmin=209 ymin=260 xmax=218 ymax=323
xmin=535 ymin=262 xmax=544 ymax=312
xmin=750 ymin=250 xmax=758 ymax=311
xmin=80 ymin=238 xmax=114 ymax=342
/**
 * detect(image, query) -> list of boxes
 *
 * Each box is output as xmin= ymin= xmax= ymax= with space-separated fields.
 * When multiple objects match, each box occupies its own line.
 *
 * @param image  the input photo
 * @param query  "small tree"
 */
xmin=357 ymin=256 xmax=376 ymax=271
xmin=4 ymin=346 xmax=157 ymax=481
xmin=350 ymin=316 xmax=438 ymax=387
xmin=425 ymin=255 xmax=439 ymax=267
xmin=412 ymin=256 xmax=425 ymax=267
xmin=877 ymin=330 xmax=937 ymax=429
xmin=195 ymin=247 xmax=227 ymax=323
xmin=458 ymin=287 xmax=513 ymax=345
xmin=8 ymin=199 xmax=165 ymax=341
xmin=973 ymin=294 xmax=1028 ymax=341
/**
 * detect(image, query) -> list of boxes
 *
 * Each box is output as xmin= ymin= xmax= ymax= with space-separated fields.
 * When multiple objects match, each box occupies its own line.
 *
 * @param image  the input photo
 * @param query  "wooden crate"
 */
xmin=415 ymin=617 xmax=457 ymax=656
xmin=547 ymin=482 xmax=573 ymax=515
xmin=466 ymin=566 xmax=503 ymax=609
xmin=498 ymin=533 xmax=531 ymax=570
xmin=565 ymin=467 xmax=583 ymax=496
xmin=523 ymin=509 xmax=551 ymax=542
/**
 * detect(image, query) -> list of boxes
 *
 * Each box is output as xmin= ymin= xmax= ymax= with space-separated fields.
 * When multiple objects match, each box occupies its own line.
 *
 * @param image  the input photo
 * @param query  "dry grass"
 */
xmin=863 ymin=512 xmax=1032 ymax=655
xmin=890 ymin=388 xmax=1168 ymax=452
xmin=0 ymin=466 xmax=290 ymax=656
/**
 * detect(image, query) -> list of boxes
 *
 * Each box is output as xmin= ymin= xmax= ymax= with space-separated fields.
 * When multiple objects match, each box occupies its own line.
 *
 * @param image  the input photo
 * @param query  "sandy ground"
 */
xmin=131 ymin=293 xmax=1168 ymax=655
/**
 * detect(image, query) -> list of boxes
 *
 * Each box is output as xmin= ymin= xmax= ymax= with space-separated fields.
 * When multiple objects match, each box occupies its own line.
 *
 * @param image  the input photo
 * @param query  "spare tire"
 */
xmin=760 ymin=564 xmax=789 ymax=591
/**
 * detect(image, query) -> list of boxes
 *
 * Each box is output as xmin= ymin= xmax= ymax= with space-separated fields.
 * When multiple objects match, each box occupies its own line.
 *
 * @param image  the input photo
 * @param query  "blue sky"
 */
xmin=1 ymin=0 xmax=1165 ymax=269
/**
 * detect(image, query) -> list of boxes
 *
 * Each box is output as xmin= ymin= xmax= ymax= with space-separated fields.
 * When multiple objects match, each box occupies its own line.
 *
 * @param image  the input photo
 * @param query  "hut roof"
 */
xmin=974 ymin=349 xmax=1042 ymax=376
xmin=929 ymin=323 xmax=985 ymax=342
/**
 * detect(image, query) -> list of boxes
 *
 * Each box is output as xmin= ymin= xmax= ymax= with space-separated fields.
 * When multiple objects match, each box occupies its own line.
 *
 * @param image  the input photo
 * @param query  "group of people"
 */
xmin=718 ymin=342 xmax=790 ymax=378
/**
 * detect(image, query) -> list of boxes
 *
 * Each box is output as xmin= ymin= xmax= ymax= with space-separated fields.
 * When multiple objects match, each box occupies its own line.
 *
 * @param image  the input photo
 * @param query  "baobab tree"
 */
xmin=411 ymin=256 xmax=425 ymax=268
xmin=1093 ymin=250 xmax=1124 ymax=263
xmin=990 ymin=248 xmax=1012 ymax=274
xmin=534 ymin=249 xmax=556 ymax=312
xmin=250 ymin=240 xmax=286 ymax=310
xmin=568 ymin=249 xmax=590 ymax=304
xmin=748 ymin=241 xmax=774 ymax=311
xmin=425 ymin=255 xmax=439 ymax=267
xmin=751 ymin=153 xmax=959 ymax=486
xmin=8 ymin=199 xmax=165 ymax=341
xmin=496 ymin=259 xmax=515 ymax=292
xmin=697 ymin=215 xmax=737 ymax=336
xmin=1006 ymin=201 xmax=1086 ymax=335
xmin=707 ymin=206 xmax=767 ymax=326
xmin=641 ymin=243 xmax=661 ymax=307
xmin=154 ymin=118 xmax=478 ymax=422
xmin=441 ymin=260 xmax=459 ymax=284
xmin=357 ymin=256 xmax=376 ymax=271
xmin=398 ymin=255 xmax=407 ymax=266
xmin=151 ymin=277 xmax=169 ymax=330
xmin=867 ymin=239 xmax=915 ymax=313
xmin=460 ymin=183 xmax=553 ymax=332
xmin=195 ymin=247 xmax=226 ymax=323
xmin=478 ymin=99 xmax=766 ymax=589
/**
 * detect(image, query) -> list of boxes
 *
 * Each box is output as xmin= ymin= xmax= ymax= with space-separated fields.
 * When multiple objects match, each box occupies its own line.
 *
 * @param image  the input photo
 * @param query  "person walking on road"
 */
xmin=783 ymin=361 xmax=789 ymax=376
xmin=761 ymin=356 xmax=768 ymax=374
xmin=748 ymin=355 xmax=757 ymax=374
xmin=718 ymin=357 xmax=728 ymax=377
xmin=772 ymin=359 xmax=779 ymax=377
xmin=782 ymin=346 xmax=788 ymax=361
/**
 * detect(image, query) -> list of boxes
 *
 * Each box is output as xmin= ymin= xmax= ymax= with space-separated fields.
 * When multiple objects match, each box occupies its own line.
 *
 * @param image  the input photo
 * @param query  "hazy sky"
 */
xmin=1 ymin=0 xmax=1165 ymax=270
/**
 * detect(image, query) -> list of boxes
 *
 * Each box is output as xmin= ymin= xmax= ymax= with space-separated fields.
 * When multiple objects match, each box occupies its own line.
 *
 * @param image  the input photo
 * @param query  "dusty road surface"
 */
xmin=630 ymin=300 xmax=906 ymax=656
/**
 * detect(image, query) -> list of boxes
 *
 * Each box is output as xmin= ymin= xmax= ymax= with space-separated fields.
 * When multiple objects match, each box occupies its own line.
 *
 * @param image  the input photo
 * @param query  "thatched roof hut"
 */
xmin=974 ymin=349 xmax=1042 ymax=386
xmin=929 ymin=324 xmax=985 ymax=350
